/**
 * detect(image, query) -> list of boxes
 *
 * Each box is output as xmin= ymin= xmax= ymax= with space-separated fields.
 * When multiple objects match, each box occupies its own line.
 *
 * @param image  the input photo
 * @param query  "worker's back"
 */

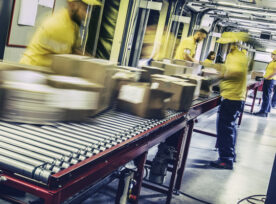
xmin=20 ymin=8 xmax=80 ymax=67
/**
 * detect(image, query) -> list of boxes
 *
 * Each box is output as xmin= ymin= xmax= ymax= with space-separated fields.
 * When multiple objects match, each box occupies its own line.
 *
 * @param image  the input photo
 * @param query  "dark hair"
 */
xmin=207 ymin=51 xmax=215 ymax=60
xmin=197 ymin=28 xmax=208 ymax=35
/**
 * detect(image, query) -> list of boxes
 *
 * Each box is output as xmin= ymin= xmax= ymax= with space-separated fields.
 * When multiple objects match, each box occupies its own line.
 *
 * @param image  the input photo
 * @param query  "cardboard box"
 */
xmin=140 ymin=66 xmax=164 ymax=82
xmin=173 ymin=60 xmax=202 ymax=75
xmin=164 ymin=64 xmax=186 ymax=75
xmin=251 ymin=71 xmax=264 ymax=80
xmin=0 ymin=61 xmax=53 ymax=74
xmin=173 ymin=74 xmax=204 ymax=99
xmin=117 ymin=83 xmax=171 ymax=118
xmin=51 ymin=54 xmax=90 ymax=75
xmin=0 ymin=82 xmax=64 ymax=124
xmin=0 ymin=70 xmax=47 ymax=84
xmin=78 ymin=59 xmax=117 ymax=114
xmin=47 ymin=75 xmax=103 ymax=121
xmin=151 ymin=61 xmax=167 ymax=68
xmin=112 ymin=69 xmax=139 ymax=101
xmin=47 ymin=75 xmax=102 ymax=108
xmin=151 ymin=77 xmax=196 ymax=111
xmin=199 ymin=77 xmax=221 ymax=98
xmin=173 ymin=59 xmax=194 ymax=67
xmin=201 ymin=68 xmax=220 ymax=77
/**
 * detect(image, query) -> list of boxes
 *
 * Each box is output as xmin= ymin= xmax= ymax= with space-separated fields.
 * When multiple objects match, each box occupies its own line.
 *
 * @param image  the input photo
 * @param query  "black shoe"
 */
xmin=210 ymin=160 xmax=233 ymax=170
xmin=253 ymin=112 xmax=268 ymax=117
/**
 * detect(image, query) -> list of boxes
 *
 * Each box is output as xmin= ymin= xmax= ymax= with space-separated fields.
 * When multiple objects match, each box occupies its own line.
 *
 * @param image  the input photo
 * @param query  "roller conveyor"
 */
xmin=0 ymin=109 xmax=184 ymax=185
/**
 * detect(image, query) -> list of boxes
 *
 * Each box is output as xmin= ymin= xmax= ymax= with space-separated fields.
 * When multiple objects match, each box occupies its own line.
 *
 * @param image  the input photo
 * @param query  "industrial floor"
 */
xmin=83 ymin=100 xmax=276 ymax=204
xmin=0 ymin=98 xmax=275 ymax=204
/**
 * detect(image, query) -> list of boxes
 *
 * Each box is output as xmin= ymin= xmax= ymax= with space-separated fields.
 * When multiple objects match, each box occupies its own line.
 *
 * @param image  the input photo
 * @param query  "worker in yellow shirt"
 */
xmin=210 ymin=32 xmax=249 ymax=169
xmin=254 ymin=50 xmax=276 ymax=117
xmin=203 ymin=51 xmax=216 ymax=64
xmin=20 ymin=0 xmax=101 ymax=67
xmin=174 ymin=28 xmax=208 ymax=62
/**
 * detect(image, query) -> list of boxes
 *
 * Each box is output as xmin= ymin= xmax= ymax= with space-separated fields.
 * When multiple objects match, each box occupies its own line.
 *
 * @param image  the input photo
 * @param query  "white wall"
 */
xmin=3 ymin=0 xmax=67 ymax=63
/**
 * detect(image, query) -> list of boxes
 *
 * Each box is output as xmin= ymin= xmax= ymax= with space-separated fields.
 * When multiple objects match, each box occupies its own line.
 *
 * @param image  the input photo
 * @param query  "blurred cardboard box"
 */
xmin=199 ymin=77 xmax=221 ymax=98
xmin=0 ymin=82 xmax=64 ymax=124
xmin=51 ymin=54 xmax=89 ymax=76
xmin=0 ymin=70 xmax=47 ymax=84
xmin=52 ymin=56 xmax=117 ymax=115
xmin=251 ymin=71 xmax=264 ymax=80
xmin=202 ymin=68 xmax=220 ymax=77
xmin=140 ymin=66 xmax=164 ymax=82
xmin=116 ymin=65 xmax=146 ymax=82
xmin=164 ymin=64 xmax=186 ymax=75
xmin=79 ymin=59 xmax=117 ymax=114
xmin=173 ymin=60 xmax=202 ymax=75
xmin=151 ymin=61 xmax=167 ymax=68
xmin=47 ymin=75 xmax=103 ymax=121
xmin=117 ymin=83 xmax=171 ymax=118
xmin=112 ymin=69 xmax=139 ymax=100
xmin=173 ymin=59 xmax=194 ymax=67
xmin=0 ymin=61 xmax=53 ymax=74
xmin=151 ymin=76 xmax=196 ymax=111
xmin=173 ymin=74 xmax=204 ymax=99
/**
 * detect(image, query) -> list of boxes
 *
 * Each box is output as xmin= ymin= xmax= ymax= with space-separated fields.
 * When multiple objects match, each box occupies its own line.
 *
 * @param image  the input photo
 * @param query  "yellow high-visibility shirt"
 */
xmin=174 ymin=36 xmax=196 ymax=61
xmin=20 ymin=9 xmax=80 ymax=67
xmin=263 ymin=61 xmax=276 ymax=80
xmin=203 ymin=59 xmax=213 ymax=64
xmin=220 ymin=49 xmax=248 ymax=101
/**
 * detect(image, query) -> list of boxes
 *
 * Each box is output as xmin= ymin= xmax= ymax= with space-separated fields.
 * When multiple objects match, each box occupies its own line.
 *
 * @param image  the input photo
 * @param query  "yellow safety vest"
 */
xmin=174 ymin=36 xmax=196 ymax=61
xmin=220 ymin=49 xmax=248 ymax=101
xmin=203 ymin=59 xmax=214 ymax=64
xmin=264 ymin=61 xmax=276 ymax=80
xmin=20 ymin=9 xmax=80 ymax=67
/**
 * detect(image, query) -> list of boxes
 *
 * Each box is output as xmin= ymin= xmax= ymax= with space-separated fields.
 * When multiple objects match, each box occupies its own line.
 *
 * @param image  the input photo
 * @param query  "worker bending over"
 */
xmin=20 ymin=0 xmax=101 ymax=67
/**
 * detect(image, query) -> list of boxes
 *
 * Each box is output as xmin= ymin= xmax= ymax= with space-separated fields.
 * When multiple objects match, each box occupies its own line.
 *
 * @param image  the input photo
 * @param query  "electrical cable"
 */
xmin=237 ymin=194 xmax=266 ymax=204
xmin=178 ymin=191 xmax=213 ymax=204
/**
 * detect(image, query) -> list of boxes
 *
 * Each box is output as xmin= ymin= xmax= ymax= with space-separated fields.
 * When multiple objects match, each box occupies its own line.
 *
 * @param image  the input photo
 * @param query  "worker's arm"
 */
xmin=264 ymin=65 xmax=276 ymax=79
xmin=183 ymin=48 xmax=198 ymax=62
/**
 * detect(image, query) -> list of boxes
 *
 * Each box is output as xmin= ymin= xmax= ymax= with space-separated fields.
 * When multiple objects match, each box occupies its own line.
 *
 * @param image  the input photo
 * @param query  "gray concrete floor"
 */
xmin=0 ymin=99 xmax=275 ymax=204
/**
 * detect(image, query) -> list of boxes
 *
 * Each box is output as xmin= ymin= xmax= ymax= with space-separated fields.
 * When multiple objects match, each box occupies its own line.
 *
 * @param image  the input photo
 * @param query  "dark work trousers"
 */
xmin=216 ymin=99 xmax=245 ymax=164
xmin=260 ymin=79 xmax=275 ymax=113
xmin=272 ymin=85 xmax=276 ymax=107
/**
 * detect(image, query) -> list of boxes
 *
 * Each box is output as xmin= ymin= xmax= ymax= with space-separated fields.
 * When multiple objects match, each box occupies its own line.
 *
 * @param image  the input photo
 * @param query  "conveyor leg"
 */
xmin=129 ymin=152 xmax=148 ymax=204
xmin=166 ymin=127 xmax=187 ymax=204
xmin=115 ymin=168 xmax=135 ymax=204
xmin=175 ymin=120 xmax=194 ymax=191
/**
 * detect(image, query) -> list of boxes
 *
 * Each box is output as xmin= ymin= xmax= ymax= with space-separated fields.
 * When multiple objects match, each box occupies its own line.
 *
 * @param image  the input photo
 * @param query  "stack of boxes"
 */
xmin=117 ymin=83 xmax=171 ymax=118
xmin=0 ymin=54 xmax=221 ymax=122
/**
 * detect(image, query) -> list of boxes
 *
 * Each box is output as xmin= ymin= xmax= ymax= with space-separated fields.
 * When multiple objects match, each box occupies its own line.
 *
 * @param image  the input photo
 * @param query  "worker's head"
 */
xmin=272 ymin=50 xmax=276 ymax=61
xmin=207 ymin=51 xmax=216 ymax=60
xmin=67 ymin=0 xmax=101 ymax=26
xmin=194 ymin=28 xmax=208 ymax=43
xmin=229 ymin=43 xmax=238 ymax=53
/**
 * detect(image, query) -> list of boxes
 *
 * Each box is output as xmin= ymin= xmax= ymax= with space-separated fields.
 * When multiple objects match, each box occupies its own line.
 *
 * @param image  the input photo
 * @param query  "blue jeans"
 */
xmin=260 ymin=79 xmax=275 ymax=113
xmin=216 ymin=99 xmax=245 ymax=164
xmin=272 ymin=85 xmax=276 ymax=107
